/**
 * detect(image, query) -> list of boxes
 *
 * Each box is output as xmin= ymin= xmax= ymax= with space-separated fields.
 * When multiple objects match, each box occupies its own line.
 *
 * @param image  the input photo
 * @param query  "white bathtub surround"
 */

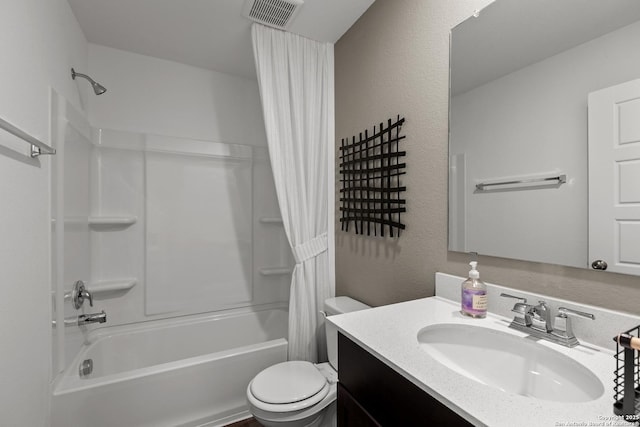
xmin=53 ymin=126 xmax=292 ymax=370
xmin=52 ymin=304 xmax=288 ymax=427
xmin=145 ymin=137 xmax=253 ymax=314
xmin=328 ymin=273 xmax=640 ymax=426
xmin=252 ymin=23 xmax=336 ymax=362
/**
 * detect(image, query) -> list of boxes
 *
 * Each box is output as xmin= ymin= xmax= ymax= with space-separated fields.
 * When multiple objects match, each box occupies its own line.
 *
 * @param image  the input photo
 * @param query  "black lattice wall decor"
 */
xmin=339 ymin=115 xmax=406 ymax=237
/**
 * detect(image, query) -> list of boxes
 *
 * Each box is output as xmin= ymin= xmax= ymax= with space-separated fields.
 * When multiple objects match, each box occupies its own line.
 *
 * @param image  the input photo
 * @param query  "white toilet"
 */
xmin=246 ymin=296 xmax=370 ymax=427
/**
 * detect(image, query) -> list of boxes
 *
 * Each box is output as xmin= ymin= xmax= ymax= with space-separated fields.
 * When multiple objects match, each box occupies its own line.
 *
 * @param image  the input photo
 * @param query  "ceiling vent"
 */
xmin=242 ymin=0 xmax=304 ymax=30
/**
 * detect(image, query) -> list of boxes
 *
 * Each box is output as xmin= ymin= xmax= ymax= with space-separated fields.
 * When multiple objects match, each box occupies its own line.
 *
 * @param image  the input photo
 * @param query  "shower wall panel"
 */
xmin=82 ymin=128 xmax=292 ymax=329
xmin=62 ymin=125 xmax=92 ymax=294
xmin=145 ymin=142 xmax=253 ymax=315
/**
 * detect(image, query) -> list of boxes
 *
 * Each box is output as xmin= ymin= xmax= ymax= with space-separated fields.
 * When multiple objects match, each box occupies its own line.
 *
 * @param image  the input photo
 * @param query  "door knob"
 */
xmin=591 ymin=260 xmax=608 ymax=270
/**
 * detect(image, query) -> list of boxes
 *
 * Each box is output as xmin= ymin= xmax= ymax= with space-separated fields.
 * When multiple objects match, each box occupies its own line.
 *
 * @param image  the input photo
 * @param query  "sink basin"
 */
xmin=417 ymin=324 xmax=604 ymax=402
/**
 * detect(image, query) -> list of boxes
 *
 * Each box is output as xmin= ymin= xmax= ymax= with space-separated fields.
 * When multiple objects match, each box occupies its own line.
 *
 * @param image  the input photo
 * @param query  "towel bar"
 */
xmin=0 ymin=116 xmax=56 ymax=157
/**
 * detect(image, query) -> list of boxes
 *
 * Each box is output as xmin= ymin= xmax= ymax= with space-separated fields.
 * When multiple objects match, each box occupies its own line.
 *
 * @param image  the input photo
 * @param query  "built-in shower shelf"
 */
xmin=89 ymin=279 xmax=137 ymax=294
xmin=51 ymin=217 xmax=92 ymax=225
xmin=88 ymin=216 xmax=137 ymax=227
xmin=259 ymin=217 xmax=284 ymax=225
xmin=259 ymin=267 xmax=293 ymax=276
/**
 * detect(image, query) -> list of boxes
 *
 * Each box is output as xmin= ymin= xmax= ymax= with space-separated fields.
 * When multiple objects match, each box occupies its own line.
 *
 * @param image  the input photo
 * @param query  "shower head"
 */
xmin=71 ymin=68 xmax=107 ymax=95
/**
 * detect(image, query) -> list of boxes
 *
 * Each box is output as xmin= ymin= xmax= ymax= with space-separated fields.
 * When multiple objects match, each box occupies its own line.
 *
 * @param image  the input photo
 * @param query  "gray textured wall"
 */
xmin=334 ymin=0 xmax=640 ymax=313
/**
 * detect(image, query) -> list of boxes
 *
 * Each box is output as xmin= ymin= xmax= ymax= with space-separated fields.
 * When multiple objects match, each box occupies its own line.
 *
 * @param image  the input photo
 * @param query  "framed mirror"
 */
xmin=448 ymin=0 xmax=640 ymax=275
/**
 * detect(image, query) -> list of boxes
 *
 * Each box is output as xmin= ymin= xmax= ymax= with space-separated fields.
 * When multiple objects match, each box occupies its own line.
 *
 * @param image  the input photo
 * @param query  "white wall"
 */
xmin=450 ymin=19 xmax=640 ymax=268
xmin=88 ymin=44 xmax=267 ymax=146
xmin=0 ymin=1 xmax=87 ymax=425
xmin=335 ymin=0 xmax=640 ymax=315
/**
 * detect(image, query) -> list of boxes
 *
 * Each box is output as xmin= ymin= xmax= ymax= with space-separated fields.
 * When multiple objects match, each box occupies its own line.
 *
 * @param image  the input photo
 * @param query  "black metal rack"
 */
xmin=339 ymin=115 xmax=406 ymax=237
xmin=613 ymin=325 xmax=640 ymax=423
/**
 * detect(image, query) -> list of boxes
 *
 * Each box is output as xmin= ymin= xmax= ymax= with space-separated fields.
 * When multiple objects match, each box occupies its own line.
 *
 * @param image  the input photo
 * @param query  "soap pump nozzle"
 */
xmin=468 ymin=261 xmax=479 ymax=279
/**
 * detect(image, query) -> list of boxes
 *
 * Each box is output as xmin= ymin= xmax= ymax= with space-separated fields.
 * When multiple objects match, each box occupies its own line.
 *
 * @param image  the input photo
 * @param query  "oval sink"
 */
xmin=417 ymin=324 xmax=604 ymax=402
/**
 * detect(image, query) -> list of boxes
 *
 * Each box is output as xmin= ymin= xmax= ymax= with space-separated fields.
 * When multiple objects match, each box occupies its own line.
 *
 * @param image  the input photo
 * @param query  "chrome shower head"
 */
xmin=91 ymin=81 xmax=107 ymax=96
xmin=71 ymin=68 xmax=107 ymax=95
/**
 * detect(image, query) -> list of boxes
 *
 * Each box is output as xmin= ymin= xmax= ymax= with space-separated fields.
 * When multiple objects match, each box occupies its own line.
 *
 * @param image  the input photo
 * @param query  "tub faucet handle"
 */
xmin=71 ymin=280 xmax=93 ymax=309
xmin=81 ymin=288 xmax=93 ymax=307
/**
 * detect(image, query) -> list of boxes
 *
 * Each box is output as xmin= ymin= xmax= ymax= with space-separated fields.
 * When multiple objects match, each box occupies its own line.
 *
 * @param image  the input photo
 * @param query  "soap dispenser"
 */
xmin=461 ymin=261 xmax=487 ymax=318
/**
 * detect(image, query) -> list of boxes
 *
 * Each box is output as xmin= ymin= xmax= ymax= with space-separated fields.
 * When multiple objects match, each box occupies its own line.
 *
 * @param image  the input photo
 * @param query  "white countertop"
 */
xmin=328 ymin=296 xmax=631 ymax=427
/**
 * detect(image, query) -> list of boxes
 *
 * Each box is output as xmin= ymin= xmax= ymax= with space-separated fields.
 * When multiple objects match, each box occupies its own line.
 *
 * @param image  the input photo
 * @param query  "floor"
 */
xmin=226 ymin=417 xmax=262 ymax=427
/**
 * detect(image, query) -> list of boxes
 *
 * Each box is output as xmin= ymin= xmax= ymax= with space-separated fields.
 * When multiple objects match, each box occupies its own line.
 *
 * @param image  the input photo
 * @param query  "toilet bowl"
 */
xmin=246 ymin=297 xmax=370 ymax=427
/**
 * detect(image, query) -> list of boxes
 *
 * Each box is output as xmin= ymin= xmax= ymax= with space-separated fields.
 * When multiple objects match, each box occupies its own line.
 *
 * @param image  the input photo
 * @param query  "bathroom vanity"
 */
xmin=338 ymin=332 xmax=470 ymax=426
xmin=330 ymin=273 xmax=640 ymax=426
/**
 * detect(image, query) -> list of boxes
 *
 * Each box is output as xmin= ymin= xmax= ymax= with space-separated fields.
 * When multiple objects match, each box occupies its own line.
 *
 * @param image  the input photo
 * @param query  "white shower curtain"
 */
xmin=251 ymin=23 xmax=334 ymax=362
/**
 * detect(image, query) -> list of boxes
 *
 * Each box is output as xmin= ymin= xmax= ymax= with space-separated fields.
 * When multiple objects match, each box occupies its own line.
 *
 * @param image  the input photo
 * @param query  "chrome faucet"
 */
xmin=530 ymin=300 xmax=553 ymax=333
xmin=52 ymin=310 xmax=107 ymax=327
xmin=78 ymin=311 xmax=107 ymax=326
xmin=68 ymin=280 xmax=94 ymax=309
xmin=500 ymin=293 xmax=594 ymax=347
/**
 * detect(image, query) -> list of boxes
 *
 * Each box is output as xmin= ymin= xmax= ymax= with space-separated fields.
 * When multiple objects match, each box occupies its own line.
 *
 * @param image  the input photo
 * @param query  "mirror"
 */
xmin=449 ymin=0 xmax=640 ymax=275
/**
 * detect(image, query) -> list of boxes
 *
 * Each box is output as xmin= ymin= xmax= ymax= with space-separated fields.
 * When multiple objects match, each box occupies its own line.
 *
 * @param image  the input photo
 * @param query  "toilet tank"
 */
xmin=324 ymin=296 xmax=370 ymax=370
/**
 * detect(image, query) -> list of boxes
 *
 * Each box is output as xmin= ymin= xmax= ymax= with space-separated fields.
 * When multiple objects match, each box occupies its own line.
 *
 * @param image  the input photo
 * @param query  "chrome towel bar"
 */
xmin=0 ymin=115 xmax=56 ymax=158
xmin=476 ymin=174 xmax=566 ymax=191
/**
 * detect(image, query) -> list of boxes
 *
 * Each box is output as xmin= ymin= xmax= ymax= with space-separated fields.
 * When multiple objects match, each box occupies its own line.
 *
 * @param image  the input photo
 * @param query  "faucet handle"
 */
xmin=552 ymin=307 xmax=595 ymax=346
xmin=500 ymin=293 xmax=533 ymax=326
xmin=511 ymin=302 xmax=533 ymax=326
xmin=71 ymin=280 xmax=94 ymax=309
xmin=511 ymin=302 xmax=532 ymax=315
xmin=81 ymin=289 xmax=94 ymax=307
xmin=500 ymin=293 xmax=527 ymax=303
xmin=557 ymin=307 xmax=595 ymax=320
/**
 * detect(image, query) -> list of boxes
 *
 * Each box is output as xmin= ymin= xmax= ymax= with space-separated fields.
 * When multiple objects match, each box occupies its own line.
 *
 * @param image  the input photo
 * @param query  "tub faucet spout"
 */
xmin=78 ymin=310 xmax=107 ymax=326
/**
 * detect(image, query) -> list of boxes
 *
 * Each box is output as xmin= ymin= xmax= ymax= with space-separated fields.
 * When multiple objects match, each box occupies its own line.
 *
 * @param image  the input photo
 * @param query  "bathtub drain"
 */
xmin=79 ymin=359 xmax=93 ymax=377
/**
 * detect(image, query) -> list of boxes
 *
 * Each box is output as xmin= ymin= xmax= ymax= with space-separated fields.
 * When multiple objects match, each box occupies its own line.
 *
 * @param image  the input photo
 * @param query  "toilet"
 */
xmin=246 ymin=296 xmax=370 ymax=427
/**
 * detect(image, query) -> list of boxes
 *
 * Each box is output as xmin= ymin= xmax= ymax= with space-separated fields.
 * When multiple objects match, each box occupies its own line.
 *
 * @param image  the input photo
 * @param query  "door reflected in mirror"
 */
xmin=448 ymin=0 xmax=640 ymax=275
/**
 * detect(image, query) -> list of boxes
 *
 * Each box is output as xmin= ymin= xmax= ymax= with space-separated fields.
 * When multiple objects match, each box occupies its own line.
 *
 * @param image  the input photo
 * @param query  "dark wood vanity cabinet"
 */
xmin=337 ymin=332 xmax=473 ymax=427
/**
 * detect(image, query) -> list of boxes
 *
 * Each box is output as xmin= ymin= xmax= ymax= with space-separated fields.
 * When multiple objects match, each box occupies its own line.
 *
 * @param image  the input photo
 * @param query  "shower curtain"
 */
xmin=251 ymin=23 xmax=334 ymax=362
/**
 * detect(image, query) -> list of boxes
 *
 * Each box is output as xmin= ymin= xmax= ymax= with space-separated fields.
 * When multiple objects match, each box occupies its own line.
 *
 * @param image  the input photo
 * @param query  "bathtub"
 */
xmin=52 ymin=304 xmax=288 ymax=427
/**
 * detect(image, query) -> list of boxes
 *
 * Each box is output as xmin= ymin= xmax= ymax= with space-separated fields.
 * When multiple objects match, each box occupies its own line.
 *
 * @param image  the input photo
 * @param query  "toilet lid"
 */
xmin=250 ymin=361 xmax=327 ymax=404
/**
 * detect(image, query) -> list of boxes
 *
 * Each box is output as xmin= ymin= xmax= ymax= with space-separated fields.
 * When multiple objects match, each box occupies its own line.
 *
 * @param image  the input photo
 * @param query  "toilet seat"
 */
xmin=248 ymin=381 xmax=330 ymax=413
xmin=248 ymin=361 xmax=330 ymax=413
